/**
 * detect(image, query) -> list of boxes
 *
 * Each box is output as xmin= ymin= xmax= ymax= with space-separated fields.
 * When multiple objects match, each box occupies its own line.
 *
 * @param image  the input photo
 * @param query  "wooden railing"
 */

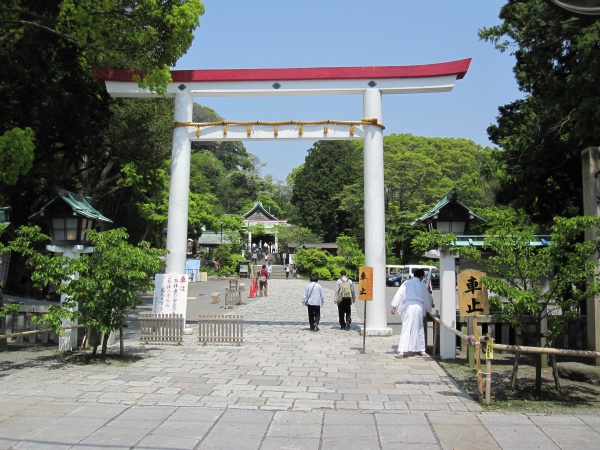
xmin=198 ymin=314 xmax=243 ymax=345
xmin=139 ymin=313 xmax=184 ymax=344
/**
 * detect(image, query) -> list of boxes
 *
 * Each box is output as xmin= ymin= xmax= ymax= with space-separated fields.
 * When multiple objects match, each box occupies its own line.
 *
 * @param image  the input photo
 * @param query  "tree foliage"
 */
xmin=5 ymin=226 xmax=166 ymax=355
xmin=0 ymin=1 xmax=204 ymax=248
xmin=0 ymin=127 xmax=34 ymax=186
xmin=290 ymin=135 xmax=496 ymax=260
xmin=413 ymin=214 xmax=600 ymax=345
xmin=291 ymin=140 xmax=362 ymax=242
xmin=383 ymin=134 xmax=496 ymax=260
xmin=479 ymin=0 xmax=600 ymax=222
xmin=1 ymin=0 xmax=204 ymax=94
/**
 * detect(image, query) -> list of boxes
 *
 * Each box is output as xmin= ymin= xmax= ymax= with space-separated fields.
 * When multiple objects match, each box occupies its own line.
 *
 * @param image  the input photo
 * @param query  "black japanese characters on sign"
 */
xmin=358 ymin=266 xmax=373 ymax=301
xmin=457 ymin=270 xmax=490 ymax=316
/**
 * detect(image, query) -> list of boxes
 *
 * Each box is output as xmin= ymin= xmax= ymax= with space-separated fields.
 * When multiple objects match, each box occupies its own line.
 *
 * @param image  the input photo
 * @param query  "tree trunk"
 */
xmin=101 ymin=331 xmax=110 ymax=355
xmin=510 ymin=352 xmax=521 ymax=389
xmin=550 ymin=355 xmax=562 ymax=394
xmin=535 ymin=312 xmax=548 ymax=395
xmin=88 ymin=327 xmax=101 ymax=356
xmin=119 ymin=326 xmax=124 ymax=356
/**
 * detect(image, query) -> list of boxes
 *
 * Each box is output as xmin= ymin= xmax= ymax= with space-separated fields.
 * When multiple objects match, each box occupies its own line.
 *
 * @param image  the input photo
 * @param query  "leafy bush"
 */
xmin=214 ymin=244 xmax=242 ymax=276
xmin=312 ymin=267 xmax=331 ymax=281
xmin=295 ymin=248 xmax=329 ymax=277
xmin=295 ymin=238 xmax=365 ymax=281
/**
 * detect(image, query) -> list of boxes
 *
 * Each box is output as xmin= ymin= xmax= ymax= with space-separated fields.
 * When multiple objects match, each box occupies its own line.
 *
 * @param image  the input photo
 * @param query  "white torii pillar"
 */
xmin=363 ymin=89 xmax=389 ymax=334
xmin=95 ymin=59 xmax=471 ymax=336
xmin=166 ymin=91 xmax=193 ymax=275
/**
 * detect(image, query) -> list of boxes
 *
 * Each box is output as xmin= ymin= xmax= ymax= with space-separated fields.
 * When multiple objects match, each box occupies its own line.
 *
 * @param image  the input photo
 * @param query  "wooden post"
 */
xmin=474 ymin=316 xmax=484 ymax=401
xmin=433 ymin=310 xmax=439 ymax=356
xmin=485 ymin=358 xmax=492 ymax=404
xmin=361 ymin=300 xmax=367 ymax=354
xmin=467 ymin=316 xmax=475 ymax=369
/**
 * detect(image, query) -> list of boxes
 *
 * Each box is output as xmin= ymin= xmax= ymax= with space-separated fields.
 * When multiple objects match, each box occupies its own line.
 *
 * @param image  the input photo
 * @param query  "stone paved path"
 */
xmin=0 ymin=279 xmax=599 ymax=449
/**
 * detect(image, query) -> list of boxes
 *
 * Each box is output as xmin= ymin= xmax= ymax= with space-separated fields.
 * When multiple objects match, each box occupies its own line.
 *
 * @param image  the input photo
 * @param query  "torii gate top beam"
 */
xmin=95 ymin=58 xmax=471 ymax=98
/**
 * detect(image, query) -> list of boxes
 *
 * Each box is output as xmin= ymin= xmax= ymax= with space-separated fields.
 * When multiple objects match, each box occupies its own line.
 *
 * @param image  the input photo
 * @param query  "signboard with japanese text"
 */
xmin=358 ymin=266 xmax=373 ymax=301
xmin=458 ymin=269 xmax=490 ymax=316
xmin=153 ymin=274 xmax=189 ymax=322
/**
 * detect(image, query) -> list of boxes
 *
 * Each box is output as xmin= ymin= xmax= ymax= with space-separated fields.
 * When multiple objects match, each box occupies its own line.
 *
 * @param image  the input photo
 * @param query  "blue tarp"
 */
xmin=186 ymin=259 xmax=201 ymax=282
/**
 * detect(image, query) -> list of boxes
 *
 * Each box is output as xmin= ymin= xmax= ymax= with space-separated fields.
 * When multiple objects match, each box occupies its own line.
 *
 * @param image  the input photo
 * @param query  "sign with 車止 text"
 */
xmin=457 ymin=269 xmax=489 ymax=316
xmin=358 ymin=266 xmax=373 ymax=301
xmin=153 ymin=274 xmax=189 ymax=322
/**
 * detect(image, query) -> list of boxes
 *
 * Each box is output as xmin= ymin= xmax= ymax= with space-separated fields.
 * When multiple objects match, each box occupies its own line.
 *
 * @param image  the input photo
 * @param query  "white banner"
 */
xmin=152 ymin=273 xmax=189 ymax=322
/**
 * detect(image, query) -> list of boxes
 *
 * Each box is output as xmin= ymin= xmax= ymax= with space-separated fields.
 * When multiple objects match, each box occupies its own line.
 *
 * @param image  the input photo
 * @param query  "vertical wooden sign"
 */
xmin=358 ymin=266 xmax=373 ymax=301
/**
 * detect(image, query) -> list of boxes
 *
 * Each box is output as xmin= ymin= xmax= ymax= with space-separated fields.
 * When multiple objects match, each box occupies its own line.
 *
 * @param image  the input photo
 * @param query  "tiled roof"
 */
xmin=29 ymin=189 xmax=112 ymax=223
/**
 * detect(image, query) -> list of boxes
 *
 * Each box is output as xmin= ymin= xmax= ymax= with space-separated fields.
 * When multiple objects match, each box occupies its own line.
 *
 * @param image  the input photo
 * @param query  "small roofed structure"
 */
xmin=411 ymin=188 xmax=486 ymax=235
xmin=29 ymin=189 xmax=112 ymax=245
xmin=242 ymin=201 xmax=288 ymax=252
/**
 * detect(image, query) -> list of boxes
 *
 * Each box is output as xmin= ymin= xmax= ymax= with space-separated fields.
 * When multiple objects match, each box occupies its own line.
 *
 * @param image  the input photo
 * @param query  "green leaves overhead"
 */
xmin=479 ymin=0 xmax=600 ymax=222
xmin=0 ymin=127 xmax=34 ymax=186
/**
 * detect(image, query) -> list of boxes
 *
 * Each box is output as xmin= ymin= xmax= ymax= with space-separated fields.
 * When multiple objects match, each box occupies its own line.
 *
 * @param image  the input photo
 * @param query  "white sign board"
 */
xmin=153 ymin=273 xmax=189 ymax=322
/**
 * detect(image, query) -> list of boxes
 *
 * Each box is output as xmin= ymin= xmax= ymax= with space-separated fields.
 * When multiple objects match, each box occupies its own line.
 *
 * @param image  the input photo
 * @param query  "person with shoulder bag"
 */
xmin=334 ymin=270 xmax=356 ymax=330
xmin=258 ymin=264 xmax=269 ymax=297
xmin=302 ymin=274 xmax=325 ymax=331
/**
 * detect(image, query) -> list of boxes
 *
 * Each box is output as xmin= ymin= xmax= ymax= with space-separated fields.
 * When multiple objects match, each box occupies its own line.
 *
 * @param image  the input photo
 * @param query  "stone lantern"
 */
xmin=412 ymin=188 xmax=486 ymax=359
xmin=30 ymin=189 xmax=112 ymax=351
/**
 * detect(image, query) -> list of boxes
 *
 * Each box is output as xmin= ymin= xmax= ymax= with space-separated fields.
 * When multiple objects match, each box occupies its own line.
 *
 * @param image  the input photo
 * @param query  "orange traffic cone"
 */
xmin=248 ymin=277 xmax=256 ymax=298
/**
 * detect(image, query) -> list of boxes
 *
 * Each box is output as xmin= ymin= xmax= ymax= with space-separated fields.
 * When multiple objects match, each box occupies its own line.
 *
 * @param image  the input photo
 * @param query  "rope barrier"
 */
xmin=172 ymin=118 xmax=385 ymax=137
xmin=427 ymin=312 xmax=600 ymax=358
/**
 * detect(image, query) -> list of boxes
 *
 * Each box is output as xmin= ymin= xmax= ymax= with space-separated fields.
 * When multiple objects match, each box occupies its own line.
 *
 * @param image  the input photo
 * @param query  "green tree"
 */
xmin=274 ymin=225 xmax=321 ymax=254
xmin=413 ymin=213 xmax=600 ymax=394
xmin=1 ymin=0 xmax=204 ymax=94
xmin=291 ymin=141 xmax=362 ymax=241
xmin=479 ymin=0 xmax=600 ymax=222
xmin=0 ymin=127 xmax=34 ymax=187
xmin=295 ymin=248 xmax=332 ymax=280
xmin=334 ymin=235 xmax=365 ymax=279
xmin=0 ymin=1 xmax=203 ymax=228
xmin=383 ymin=134 xmax=496 ymax=260
xmin=8 ymin=226 xmax=166 ymax=356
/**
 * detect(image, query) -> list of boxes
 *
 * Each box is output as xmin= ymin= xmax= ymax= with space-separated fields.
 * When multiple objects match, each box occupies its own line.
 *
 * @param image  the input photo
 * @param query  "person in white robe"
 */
xmin=390 ymin=268 xmax=433 ymax=358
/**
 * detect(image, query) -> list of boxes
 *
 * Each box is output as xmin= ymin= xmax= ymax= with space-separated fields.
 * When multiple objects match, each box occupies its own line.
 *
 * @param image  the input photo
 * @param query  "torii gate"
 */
xmin=96 ymin=58 xmax=471 ymax=335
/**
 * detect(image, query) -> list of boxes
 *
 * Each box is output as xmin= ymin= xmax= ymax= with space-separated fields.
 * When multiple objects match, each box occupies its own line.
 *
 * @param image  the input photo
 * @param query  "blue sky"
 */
xmin=173 ymin=0 xmax=520 ymax=181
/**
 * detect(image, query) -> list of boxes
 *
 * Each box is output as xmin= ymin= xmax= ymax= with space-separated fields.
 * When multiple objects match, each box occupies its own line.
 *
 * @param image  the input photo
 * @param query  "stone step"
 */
xmin=251 ymin=265 xmax=298 ymax=279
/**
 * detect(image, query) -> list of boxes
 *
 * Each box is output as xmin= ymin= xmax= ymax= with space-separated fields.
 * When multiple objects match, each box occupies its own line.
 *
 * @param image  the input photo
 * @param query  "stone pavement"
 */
xmin=0 ymin=279 xmax=599 ymax=449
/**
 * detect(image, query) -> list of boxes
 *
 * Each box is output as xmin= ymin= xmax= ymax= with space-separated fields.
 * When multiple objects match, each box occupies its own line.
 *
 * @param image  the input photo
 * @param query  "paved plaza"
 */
xmin=1 ymin=279 xmax=599 ymax=449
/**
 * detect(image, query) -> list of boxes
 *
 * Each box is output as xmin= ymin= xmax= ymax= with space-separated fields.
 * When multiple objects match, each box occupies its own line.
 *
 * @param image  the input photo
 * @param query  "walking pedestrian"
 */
xmin=302 ymin=274 xmax=325 ymax=332
xmin=390 ymin=268 xmax=433 ymax=358
xmin=258 ymin=264 xmax=269 ymax=297
xmin=266 ymin=262 xmax=272 ymax=280
xmin=334 ymin=270 xmax=356 ymax=330
xmin=285 ymin=264 xmax=290 ymax=279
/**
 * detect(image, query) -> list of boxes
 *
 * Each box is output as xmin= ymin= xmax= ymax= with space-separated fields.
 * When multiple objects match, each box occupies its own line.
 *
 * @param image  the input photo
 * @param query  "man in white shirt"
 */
xmin=390 ymin=268 xmax=433 ymax=358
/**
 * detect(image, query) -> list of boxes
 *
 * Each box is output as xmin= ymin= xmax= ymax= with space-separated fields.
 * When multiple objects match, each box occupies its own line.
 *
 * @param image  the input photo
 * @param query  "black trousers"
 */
xmin=307 ymin=305 xmax=321 ymax=330
xmin=337 ymin=298 xmax=352 ymax=328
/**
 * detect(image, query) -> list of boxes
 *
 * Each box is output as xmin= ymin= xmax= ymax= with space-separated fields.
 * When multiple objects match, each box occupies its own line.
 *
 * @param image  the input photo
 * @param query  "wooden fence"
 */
xmin=198 ymin=314 xmax=243 ymax=345
xmin=455 ymin=314 xmax=587 ymax=353
xmin=139 ymin=313 xmax=184 ymax=344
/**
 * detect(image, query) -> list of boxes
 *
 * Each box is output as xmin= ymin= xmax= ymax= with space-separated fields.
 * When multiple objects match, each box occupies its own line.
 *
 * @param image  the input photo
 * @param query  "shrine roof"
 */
xmin=242 ymin=201 xmax=280 ymax=221
xmin=29 ymin=189 xmax=112 ymax=223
